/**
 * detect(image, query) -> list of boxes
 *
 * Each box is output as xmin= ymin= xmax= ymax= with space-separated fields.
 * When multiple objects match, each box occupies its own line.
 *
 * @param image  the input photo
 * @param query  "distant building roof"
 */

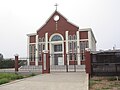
xmin=91 ymin=49 xmax=120 ymax=54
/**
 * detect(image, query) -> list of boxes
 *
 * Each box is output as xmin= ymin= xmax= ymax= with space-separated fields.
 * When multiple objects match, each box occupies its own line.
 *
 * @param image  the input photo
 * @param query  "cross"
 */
xmin=54 ymin=3 xmax=58 ymax=11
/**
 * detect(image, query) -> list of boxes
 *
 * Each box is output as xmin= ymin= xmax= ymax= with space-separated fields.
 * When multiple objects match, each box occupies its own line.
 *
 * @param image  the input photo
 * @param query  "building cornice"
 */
xmin=27 ymin=33 xmax=36 ymax=36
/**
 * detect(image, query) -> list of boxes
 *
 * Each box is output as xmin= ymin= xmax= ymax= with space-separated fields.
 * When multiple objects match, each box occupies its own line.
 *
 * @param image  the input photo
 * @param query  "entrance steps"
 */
xmin=19 ymin=65 xmax=85 ymax=72
xmin=19 ymin=65 xmax=42 ymax=72
xmin=50 ymin=65 xmax=85 ymax=72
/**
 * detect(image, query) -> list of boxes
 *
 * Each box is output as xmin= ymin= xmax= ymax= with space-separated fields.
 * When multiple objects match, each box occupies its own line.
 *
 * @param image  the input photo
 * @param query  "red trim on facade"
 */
xmin=30 ymin=35 xmax=36 ymax=43
xmin=69 ymin=60 xmax=77 ymax=65
xmin=38 ymin=61 xmax=42 ymax=65
xmin=30 ymin=61 xmax=35 ymax=65
xmin=81 ymin=61 xmax=85 ymax=65
xmin=80 ymin=31 xmax=88 ymax=39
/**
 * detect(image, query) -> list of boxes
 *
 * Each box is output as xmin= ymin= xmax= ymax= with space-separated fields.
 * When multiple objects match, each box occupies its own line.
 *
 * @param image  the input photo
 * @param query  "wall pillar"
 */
xmin=65 ymin=31 xmax=69 ymax=65
xmin=42 ymin=51 xmax=50 ymax=74
xmin=27 ymin=36 xmax=30 ymax=66
xmin=15 ymin=54 xmax=19 ymax=72
xmin=45 ymin=33 xmax=48 ymax=51
xmin=88 ymin=30 xmax=92 ymax=50
xmin=76 ymin=31 xmax=81 ymax=65
xmin=85 ymin=51 xmax=91 ymax=74
xmin=35 ymin=35 xmax=38 ymax=66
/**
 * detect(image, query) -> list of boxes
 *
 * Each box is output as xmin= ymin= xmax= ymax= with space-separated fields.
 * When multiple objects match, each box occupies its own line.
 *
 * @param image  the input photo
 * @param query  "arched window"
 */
xmin=42 ymin=37 xmax=45 ymax=42
xmin=39 ymin=38 xmax=41 ymax=42
xmin=69 ymin=35 xmax=72 ymax=40
xmin=73 ymin=35 xmax=77 ymax=40
xmin=51 ymin=35 xmax=62 ymax=41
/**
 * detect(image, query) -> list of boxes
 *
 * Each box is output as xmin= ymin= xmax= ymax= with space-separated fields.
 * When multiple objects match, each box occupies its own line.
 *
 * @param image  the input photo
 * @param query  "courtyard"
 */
xmin=0 ymin=72 xmax=88 ymax=90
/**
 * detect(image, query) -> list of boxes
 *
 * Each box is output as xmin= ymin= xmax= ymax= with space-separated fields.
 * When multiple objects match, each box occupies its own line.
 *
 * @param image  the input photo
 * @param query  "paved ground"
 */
xmin=0 ymin=72 xmax=88 ymax=90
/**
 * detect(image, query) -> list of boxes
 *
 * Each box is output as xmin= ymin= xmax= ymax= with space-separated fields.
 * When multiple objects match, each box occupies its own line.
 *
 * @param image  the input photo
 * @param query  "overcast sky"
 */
xmin=0 ymin=0 xmax=120 ymax=58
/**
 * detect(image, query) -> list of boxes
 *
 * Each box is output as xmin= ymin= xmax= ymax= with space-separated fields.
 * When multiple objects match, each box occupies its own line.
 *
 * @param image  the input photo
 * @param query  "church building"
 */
xmin=27 ymin=9 xmax=96 ymax=66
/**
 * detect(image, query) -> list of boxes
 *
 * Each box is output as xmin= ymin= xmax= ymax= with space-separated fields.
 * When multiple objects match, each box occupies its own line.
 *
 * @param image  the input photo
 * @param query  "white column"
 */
xmin=88 ymin=30 xmax=92 ymax=50
xmin=27 ymin=36 xmax=30 ymax=66
xmin=45 ymin=33 xmax=48 ymax=50
xmin=35 ymin=35 xmax=38 ymax=66
xmin=65 ymin=31 xmax=69 ymax=65
xmin=76 ymin=31 xmax=81 ymax=65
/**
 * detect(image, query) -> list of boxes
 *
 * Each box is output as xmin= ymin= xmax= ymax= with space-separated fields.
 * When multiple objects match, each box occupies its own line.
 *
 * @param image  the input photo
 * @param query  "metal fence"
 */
xmin=91 ymin=51 xmax=120 ymax=76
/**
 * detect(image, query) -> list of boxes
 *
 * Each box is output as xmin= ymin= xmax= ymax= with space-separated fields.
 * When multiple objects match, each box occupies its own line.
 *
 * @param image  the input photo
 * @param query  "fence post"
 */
xmin=42 ymin=50 xmax=50 ymax=74
xmin=85 ymin=51 xmax=91 ymax=75
xmin=14 ymin=54 xmax=19 ymax=73
xmin=65 ymin=53 xmax=68 ymax=72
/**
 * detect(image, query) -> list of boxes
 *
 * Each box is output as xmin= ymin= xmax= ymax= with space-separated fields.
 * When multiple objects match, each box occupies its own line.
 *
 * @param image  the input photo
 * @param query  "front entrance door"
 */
xmin=58 ymin=57 xmax=64 ymax=65
xmin=54 ymin=54 xmax=63 ymax=65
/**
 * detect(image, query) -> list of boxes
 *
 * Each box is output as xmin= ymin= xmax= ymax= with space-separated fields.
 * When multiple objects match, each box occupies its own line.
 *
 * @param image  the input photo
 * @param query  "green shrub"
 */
xmin=29 ymin=73 xmax=36 ymax=76
xmin=0 ymin=73 xmax=35 ymax=85
xmin=0 ymin=59 xmax=27 ymax=69
xmin=0 ymin=73 xmax=23 ymax=80
xmin=0 ymin=78 xmax=9 ymax=85
xmin=9 ymin=74 xmax=23 ymax=80
xmin=0 ymin=60 xmax=15 ymax=69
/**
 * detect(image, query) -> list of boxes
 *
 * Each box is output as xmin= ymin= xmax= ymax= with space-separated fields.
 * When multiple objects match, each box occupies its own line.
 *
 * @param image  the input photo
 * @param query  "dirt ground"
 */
xmin=90 ymin=76 xmax=120 ymax=90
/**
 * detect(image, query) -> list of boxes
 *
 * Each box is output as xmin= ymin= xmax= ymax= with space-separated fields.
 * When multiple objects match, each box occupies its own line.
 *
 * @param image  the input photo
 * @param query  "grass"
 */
xmin=89 ymin=79 xmax=101 ymax=88
xmin=90 ymin=76 xmax=120 ymax=90
xmin=0 ymin=78 xmax=9 ymax=84
xmin=0 ymin=73 xmax=36 ymax=85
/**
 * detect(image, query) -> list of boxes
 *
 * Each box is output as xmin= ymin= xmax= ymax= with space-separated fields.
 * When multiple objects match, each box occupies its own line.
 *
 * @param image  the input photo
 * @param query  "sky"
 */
xmin=0 ymin=0 xmax=120 ymax=58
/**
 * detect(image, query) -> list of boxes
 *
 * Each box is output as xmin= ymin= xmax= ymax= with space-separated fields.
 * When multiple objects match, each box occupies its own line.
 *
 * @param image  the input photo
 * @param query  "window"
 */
xmin=69 ymin=42 xmax=72 ymax=51
xmin=29 ymin=54 xmax=32 ymax=61
xmin=69 ymin=53 xmax=77 ymax=61
xmin=80 ymin=41 xmax=88 ymax=51
xmin=33 ymin=45 xmax=36 ymax=52
xmin=38 ymin=44 xmax=45 ymax=52
xmin=38 ymin=44 xmax=42 ymax=52
xmin=54 ymin=44 xmax=62 ymax=52
xmin=74 ymin=53 xmax=77 ymax=60
xmin=73 ymin=42 xmax=77 ymax=50
xmin=73 ymin=35 xmax=77 ymax=40
xmin=69 ymin=53 xmax=72 ymax=60
xmin=29 ymin=45 xmax=36 ymax=61
xmin=51 ymin=35 xmax=62 ymax=41
xmin=42 ymin=37 xmax=45 ymax=42
xmin=81 ymin=53 xmax=85 ymax=60
xmin=29 ymin=45 xmax=32 ymax=53
xmin=69 ymin=35 xmax=72 ymax=40
xmin=39 ymin=54 xmax=42 ymax=61
xmin=80 ymin=41 xmax=88 ymax=61
xmin=33 ymin=53 xmax=35 ymax=61
xmin=68 ymin=41 xmax=77 ymax=51
xmin=39 ymin=38 xmax=41 ymax=42
xmin=42 ymin=44 xmax=45 ymax=50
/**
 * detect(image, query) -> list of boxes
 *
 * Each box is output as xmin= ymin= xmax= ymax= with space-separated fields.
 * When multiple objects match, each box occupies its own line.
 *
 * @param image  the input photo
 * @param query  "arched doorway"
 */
xmin=49 ymin=34 xmax=64 ymax=65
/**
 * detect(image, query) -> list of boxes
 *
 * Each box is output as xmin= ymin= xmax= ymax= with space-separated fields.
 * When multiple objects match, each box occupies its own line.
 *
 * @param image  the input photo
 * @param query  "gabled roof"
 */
xmin=37 ymin=10 xmax=79 ymax=32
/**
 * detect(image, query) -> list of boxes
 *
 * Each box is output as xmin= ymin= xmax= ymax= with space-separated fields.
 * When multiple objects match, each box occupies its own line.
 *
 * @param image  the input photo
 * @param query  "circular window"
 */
xmin=54 ymin=15 xmax=60 ymax=21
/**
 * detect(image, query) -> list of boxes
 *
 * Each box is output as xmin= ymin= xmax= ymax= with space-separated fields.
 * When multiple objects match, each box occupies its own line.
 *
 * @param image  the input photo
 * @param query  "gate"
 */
xmin=14 ymin=52 xmax=85 ymax=74
xmin=49 ymin=53 xmax=85 ymax=73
